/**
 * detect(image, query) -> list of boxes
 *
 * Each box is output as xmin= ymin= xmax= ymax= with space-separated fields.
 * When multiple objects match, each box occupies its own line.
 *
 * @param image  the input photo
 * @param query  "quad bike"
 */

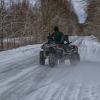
xmin=39 ymin=35 xmax=80 ymax=67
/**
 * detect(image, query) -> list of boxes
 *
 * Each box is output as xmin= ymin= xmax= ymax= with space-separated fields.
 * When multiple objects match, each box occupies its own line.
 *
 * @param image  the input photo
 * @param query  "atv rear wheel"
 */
xmin=70 ymin=53 xmax=80 ymax=66
xmin=40 ymin=51 xmax=45 ymax=65
xmin=49 ymin=53 xmax=58 ymax=67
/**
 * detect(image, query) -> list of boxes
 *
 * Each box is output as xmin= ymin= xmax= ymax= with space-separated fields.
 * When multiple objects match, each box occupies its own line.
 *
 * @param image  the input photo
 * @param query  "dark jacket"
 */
xmin=51 ymin=31 xmax=64 ymax=43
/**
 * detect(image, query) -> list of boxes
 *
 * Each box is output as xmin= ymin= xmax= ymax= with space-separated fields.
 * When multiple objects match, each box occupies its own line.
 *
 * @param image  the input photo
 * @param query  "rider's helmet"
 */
xmin=54 ymin=26 xmax=59 ymax=32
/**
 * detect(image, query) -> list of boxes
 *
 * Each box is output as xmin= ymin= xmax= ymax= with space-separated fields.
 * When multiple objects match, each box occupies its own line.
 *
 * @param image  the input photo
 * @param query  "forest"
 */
xmin=0 ymin=0 xmax=100 ymax=51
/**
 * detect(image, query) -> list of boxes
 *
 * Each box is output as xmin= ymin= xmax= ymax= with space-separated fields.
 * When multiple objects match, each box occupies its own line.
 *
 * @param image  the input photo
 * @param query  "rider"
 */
xmin=50 ymin=26 xmax=64 ymax=44
xmin=48 ymin=26 xmax=70 ymax=45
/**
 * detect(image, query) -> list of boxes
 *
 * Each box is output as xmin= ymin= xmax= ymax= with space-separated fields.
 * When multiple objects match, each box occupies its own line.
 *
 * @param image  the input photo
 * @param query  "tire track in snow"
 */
xmin=0 ymin=57 xmax=100 ymax=100
xmin=0 ymin=55 xmax=39 ymax=83
xmin=0 ymin=65 xmax=51 ymax=100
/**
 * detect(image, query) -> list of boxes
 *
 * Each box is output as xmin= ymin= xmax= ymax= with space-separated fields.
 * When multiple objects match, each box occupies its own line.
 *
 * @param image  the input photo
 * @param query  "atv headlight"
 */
xmin=64 ymin=41 xmax=67 ymax=44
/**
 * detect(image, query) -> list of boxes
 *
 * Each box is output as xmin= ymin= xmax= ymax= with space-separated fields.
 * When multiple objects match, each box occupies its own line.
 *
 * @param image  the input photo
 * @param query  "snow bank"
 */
xmin=73 ymin=36 xmax=100 ymax=62
xmin=0 ymin=36 xmax=100 ymax=63
xmin=0 ymin=44 xmax=41 ymax=64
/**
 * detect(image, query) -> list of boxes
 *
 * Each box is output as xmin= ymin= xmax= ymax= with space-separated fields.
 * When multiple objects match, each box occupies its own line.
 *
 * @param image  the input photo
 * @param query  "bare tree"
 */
xmin=0 ymin=0 xmax=5 ymax=50
xmin=84 ymin=0 xmax=100 ymax=39
xmin=40 ymin=0 xmax=79 ymax=36
xmin=0 ymin=0 xmax=80 ymax=51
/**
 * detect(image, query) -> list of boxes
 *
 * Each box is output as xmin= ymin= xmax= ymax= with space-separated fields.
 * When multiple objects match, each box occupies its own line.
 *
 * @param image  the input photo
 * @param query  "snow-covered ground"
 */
xmin=0 ymin=36 xmax=100 ymax=100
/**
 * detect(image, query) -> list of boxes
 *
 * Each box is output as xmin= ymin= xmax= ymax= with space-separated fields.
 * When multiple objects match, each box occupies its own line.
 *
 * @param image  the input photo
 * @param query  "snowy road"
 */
xmin=0 ymin=36 xmax=100 ymax=100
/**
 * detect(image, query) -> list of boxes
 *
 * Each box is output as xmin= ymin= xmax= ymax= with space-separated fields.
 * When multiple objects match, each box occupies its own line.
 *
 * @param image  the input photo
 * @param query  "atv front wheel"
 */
xmin=40 ymin=51 xmax=45 ymax=65
xmin=49 ymin=53 xmax=58 ymax=67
